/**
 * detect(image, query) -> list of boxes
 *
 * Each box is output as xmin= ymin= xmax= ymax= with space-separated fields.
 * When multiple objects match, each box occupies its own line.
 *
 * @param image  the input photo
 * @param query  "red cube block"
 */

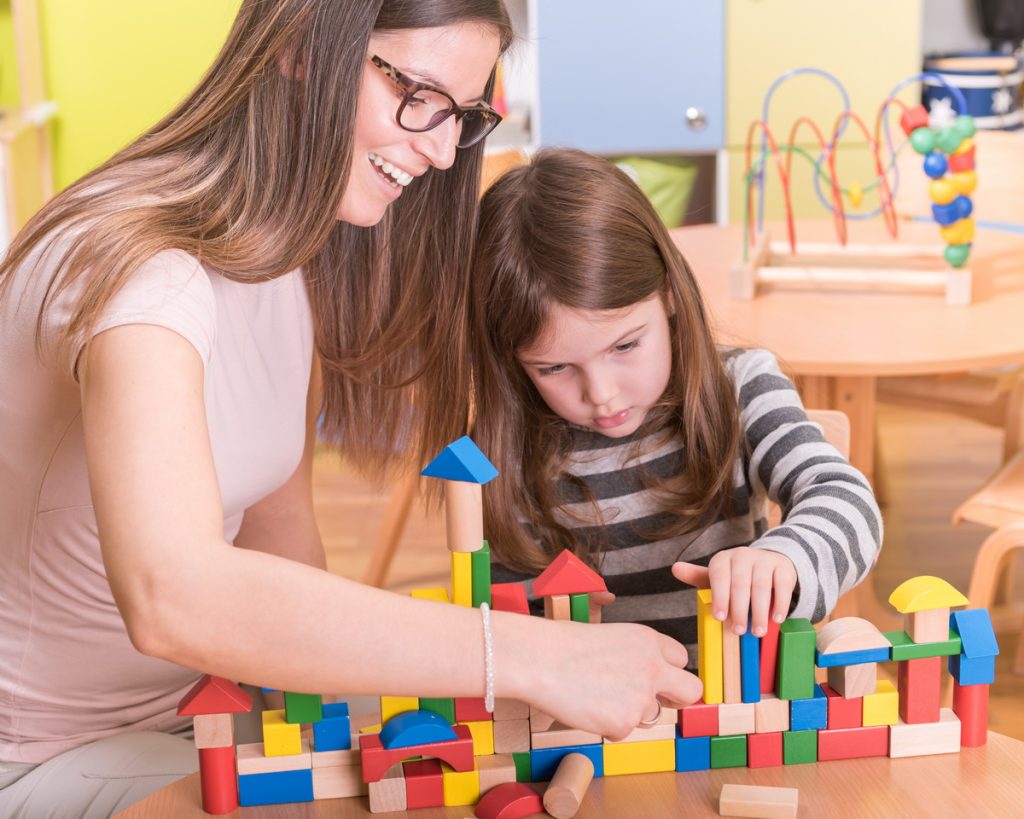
xmin=454 ymin=697 xmax=492 ymax=723
xmin=680 ymin=700 xmax=719 ymax=737
xmin=952 ymin=681 xmax=989 ymax=748
xmin=817 ymin=725 xmax=889 ymax=761
xmin=747 ymin=731 xmax=783 ymax=768
xmin=899 ymin=104 xmax=930 ymax=136
xmin=821 ymin=683 xmax=863 ymax=730
xmin=898 ymin=656 xmax=941 ymax=724
xmin=404 ymin=759 xmax=444 ymax=809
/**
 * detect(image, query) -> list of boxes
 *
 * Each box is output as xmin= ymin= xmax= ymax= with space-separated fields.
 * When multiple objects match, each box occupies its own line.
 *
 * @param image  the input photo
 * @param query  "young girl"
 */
xmin=0 ymin=7 xmax=699 ymax=816
xmin=470 ymin=148 xmax=883 ymax=662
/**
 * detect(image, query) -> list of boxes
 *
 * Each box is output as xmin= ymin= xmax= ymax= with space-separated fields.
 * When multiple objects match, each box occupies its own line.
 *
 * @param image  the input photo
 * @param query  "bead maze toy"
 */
xmin=177 ymin=436 xmax=999 ymax=815
xmin=733 ymin=67 xmax=979 ymax=305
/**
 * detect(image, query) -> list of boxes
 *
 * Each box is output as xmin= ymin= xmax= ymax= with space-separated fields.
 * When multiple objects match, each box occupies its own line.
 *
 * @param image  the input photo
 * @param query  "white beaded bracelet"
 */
xmin=480 ymin=602 xmax=495 ymax=713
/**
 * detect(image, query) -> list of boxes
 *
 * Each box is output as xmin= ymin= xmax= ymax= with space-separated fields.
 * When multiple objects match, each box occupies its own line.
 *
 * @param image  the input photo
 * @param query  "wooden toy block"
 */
xmin=949 ymin=609 xmax=999 ymax=658
xmin=284 ymin=691 xmax=322 ymax=724
xmin=443 ymin=480 xmax=485 ymax=554
xmin=888 ymin=576 xmax=968 ymax=615
xmin=494 ymin=698 xmax=530 ymax=721
xmin=675 ymin=734 xmax=711 ymax=772
xmin=452 ymin=551 xmax=474 ymax=605
xmin=816 ymin=617 xmax=891 ymax=656
xmin=698 ymin=588 xmax=724 ymax=704
xmin=419 ymin=697 xmax=456 ymax=724
xmin=381 ymin=709 xmax=457 ymax=749
xmin=531 ymin=723 xmax=603 ymax=750
xmin=861 ymin=679 xmax=898 ymax=727
xmin=493 ymin=718 xmax=530 ymax=753
xmin=783 ymin=730 xmax=818 ymax=765
xmin=464 ymin=719 xmax=495 ymax=755
xmin=948 ymin=652 xmax=996 ymax=685
xmin=193 ymin=712 xmax=234 ymax=749
xmin=821 ymin=684 xmax=863 ymax=729
xmin=898 ymin=656 xmax=942 ymax=724
xmin=789 ymin=684 xmax=827 ymax=731
xmin=512 ymin=751 xmax=532 ymax=782
xmin=533 ymin=549 xmax=607 ymax=596
xmin=753 ymin=694 xmax=789 ymax=734
xmin=441 ymin=762 xmax=480 ymax=807
xmin=529 ymin=705 xmax=556 ymax=733
xmin=906 ymin=608 xmax=951 ymax=644
xmin=238 ymin=767 xmax=314 ymax=807
xmin=410 ymin=587 xmax=450 ymax=603
xmin=815 ymin=646 xmax=890 ymax=667
xmin=368 ymin=764 xmax=406 ymax=813
xmin=776 ymin=619 xmax=815 ymax=700
xmin=603 ymin=738 xmax=676 ymax=775
xmin=491 ymin=582 xmax=531 ymax=615
xmin=759 ymin=618 xmax=780 ymax=694
xmin=602 ymin=723 xmax=677 ymax=744
xmin=262 ymin=688 xmax=286 ymax=711
xmin=474 ymin=781 xmax=544 ymax=819
xmin=817 ymin=725 xmax=889 ymax=761
xmin=884 ymin=629 xmax=961 ymax=660
xmin=719 ymin=783 xmax=798 ymax=819
xmin=723 ymin=626 xmax=742 ymax=703
xmin=237 ymin=740 xmax=312 ymax=775
xmin=544 ymin=593 xmax=572 ymax=621
xmin=262 ymin=709 xmax=302 ymax=756
xmin=476 ymin=753 xmax=518 ymax=793
xmin=359 ymin=724 xmax=474 ymax=783
xmin=311 ymin=763 xmax=368 ymax=799
xmin=311 ymin=747 xmax=360 ymax=769
xmin=825 ymin=661 xmax=877 ymax=698
xmin=455 ymin=697 xmax=492 ymax=723
xmin=653 ymin=705 xmax=679 ymax=726
xmin=178 ymin=674 xmax=253 ymax=717
xmin=952 ymin=681 xmax=989 ymax=747
xmin=544 ymin=752 xmax=595 ymax=819
xmin=312 ymin=701 xmax=351 ymax=751
xmin=380 ymin=695 xmax=419 ymax=723
xmin=569 ymin=592 xmax=590 ymax=623
xmin=718 ymin=702 xmax=756 ymax=736
xmin=472 ymin=541 xmax=493 ymax=606
xmin=351 ymin=711 xmax=383 ymax=733
xmin=197 ymin=744 xmax=237 ymax=814
xmin=709 ymin=734 xmax=747 ymax=768
xmin=403 ymin=758 xmax=444 ymax=810
xmin=681 ymin=699 xmax=719 ymax=737
xmin=890 ymin=708 xmax=961 ymax=758
xmin=746 ymin=731 xmax=784 ymax=768
xmin=531 ymin=743 xmax=604 ymax=781
xmin=740 ymin=626 xmax=761 ymax=703
xmin=421 ymin=436 xmax=499 ymax=484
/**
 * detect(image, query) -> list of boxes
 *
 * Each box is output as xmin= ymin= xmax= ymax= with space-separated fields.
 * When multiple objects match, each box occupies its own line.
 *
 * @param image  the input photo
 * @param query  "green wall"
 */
xmin=2 ymin=1 xmax=242 ymax=190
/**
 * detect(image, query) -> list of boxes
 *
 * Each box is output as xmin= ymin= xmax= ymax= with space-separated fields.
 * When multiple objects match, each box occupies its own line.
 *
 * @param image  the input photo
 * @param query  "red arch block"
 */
xmin=475 ymin=782 xmax=544 ymax=819
xmin=359 ymin=725 xmax=474 ymax=783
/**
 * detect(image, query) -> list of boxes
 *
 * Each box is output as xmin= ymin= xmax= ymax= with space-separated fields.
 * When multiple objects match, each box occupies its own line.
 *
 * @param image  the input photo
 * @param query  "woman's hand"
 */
xmin=671 ymin=547 xmax=797 ymax=638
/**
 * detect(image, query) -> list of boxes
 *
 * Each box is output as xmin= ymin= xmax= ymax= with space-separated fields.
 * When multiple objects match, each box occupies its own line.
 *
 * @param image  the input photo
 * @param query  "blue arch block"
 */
xmin=379 ymin=709 xmax=458 ymax=750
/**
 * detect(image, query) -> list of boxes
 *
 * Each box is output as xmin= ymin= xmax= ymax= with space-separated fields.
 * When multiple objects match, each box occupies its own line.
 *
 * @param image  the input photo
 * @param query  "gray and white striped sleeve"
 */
xmin=728 ymin=348 xmax=883 ymax=623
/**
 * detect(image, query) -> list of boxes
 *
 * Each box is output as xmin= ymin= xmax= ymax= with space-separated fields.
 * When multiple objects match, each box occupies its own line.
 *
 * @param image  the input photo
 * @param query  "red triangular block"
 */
xmin=491 ymin=583 xmax=530 ymax=615
xmin=533 ymin=549 xmax=606 ymax=596
xmin=177 ymin=674 xmax=254 ymax=716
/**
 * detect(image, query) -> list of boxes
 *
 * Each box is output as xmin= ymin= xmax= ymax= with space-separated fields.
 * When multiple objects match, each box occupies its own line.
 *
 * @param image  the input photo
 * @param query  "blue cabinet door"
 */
xmin=534 ymin=0 xmax=724 ymax=153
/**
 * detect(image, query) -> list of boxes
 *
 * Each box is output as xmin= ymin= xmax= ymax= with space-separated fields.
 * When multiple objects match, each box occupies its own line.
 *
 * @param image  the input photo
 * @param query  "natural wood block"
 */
xmin=493 ymin=718 xmax=530 ymax=754
xmin=544 ymin=594 xmax=572 ymax=621
xmin=193 ymin=713 xmax=234 ymax=749
xmin=368 ymin=764 xmax=406 ymax=813
xmin=236 ymin=740 xmax=312 ymax=775
xmin=723 ymin=627 xmax=742 ymax=704
xmin=719 ymin=783 xmax=798 ymax=818
xmin=530 ymin=723 xmax=603 ymax=750
xmin=906 ymin=608 xmax=951 ymax=644
xmin=826 ymin=662 xmax=877 ymax=699
xmin=313 ymin=763 xmax=368 ymax=799
xmin=718 ymin=702 xmax=756 ymax=736
xmin=544 ymin=753 xmax=595 ymax=819
xmin=890 ymin=708 xmax=962 ymax=758
xmin=444 ymin=480 xmax=484 ymax=553
xmin=350 ymin=711 xmax=382 ymax=732
xmin=493 ymin=698 xmax=530 ymax=721
xmin=311 ymin=747 xmax=360 ymax=768
xmin=475 ymin=753 xmax=517 ymax=793
xmin=602 ymin=723 xmax=677 ymax=744
xmin=816 ymin=616 xmax=890 ymax=654
xmin=753 ymin=694 xmax=790 ymax=734
xmin=529 ymin=706 xmax=556 ymax=732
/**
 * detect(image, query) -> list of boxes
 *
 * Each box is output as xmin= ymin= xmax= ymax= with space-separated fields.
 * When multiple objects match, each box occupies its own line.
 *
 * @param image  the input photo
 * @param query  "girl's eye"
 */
xmin=614 ymin=340 xmax=639 ymax=354
xmin=538 ymin=364 xmax=566 ymax=376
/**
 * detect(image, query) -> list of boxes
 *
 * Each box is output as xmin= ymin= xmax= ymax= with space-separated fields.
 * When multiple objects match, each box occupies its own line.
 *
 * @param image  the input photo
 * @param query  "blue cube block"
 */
xmin=675 ymin=733 xmax=711 ymax=772
xmin=238 ymin=768 xmax=314 ymax=806
xmin=313 ymin=701 xmax=351 ymax=752
xmin=948 ymin=653 xmax=996 ymax=686
xmin=740 ymin=625 xmax=761 ymax=704
xmin=790 ymin=683 xmax=827 ymax=731
xmin=530 ymin=743 xmax=603 ymax=781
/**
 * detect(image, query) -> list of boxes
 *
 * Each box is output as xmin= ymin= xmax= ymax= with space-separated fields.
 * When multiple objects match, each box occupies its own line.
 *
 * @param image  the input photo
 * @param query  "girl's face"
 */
xmin=516 ymin=294 xmax=674 ymax=439
xmin=338 ymin=23 xmax=501 ymax=226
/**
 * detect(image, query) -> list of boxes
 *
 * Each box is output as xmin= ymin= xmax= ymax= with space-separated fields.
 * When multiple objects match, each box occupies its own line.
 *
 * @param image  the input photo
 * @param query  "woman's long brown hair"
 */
xmin=0 ymin=0 xmax=513 ymax=476
xmin=470 ymin=148 xmax=740 ymax=573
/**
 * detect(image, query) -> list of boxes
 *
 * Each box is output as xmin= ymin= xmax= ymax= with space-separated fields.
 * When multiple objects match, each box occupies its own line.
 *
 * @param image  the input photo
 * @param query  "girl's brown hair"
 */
xmin=0 ymin=0 xmax=513 ymax=475
xmin=470 ymin=148 xmax=740 ymax=572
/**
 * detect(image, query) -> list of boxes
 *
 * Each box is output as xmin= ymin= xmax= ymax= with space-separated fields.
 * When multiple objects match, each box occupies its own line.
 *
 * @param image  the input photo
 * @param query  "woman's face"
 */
xmin=338 ymin=23 xmax=501 ymax=226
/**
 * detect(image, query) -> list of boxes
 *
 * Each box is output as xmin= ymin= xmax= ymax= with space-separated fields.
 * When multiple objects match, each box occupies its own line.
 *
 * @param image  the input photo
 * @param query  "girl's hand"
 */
xmin=671 ymin=547 xmax=797 ymax=638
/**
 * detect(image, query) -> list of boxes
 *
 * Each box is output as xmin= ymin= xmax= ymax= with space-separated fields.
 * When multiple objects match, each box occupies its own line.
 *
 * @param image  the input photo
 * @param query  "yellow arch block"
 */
xmin=888 ymin=576 xmax=968 ymax=613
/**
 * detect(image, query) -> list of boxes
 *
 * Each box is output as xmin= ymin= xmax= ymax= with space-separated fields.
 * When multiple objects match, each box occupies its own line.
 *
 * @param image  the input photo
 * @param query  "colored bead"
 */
xmin=909 ymin=126 xmax=937 ymax=155
xmin=928 ymin=178 xmax=957 ymax=205
xmin=955 ymin=195 xmax=973 ymax=219
xmin=954 ymin=115 xmax=976 ymax=140
xmin=944 ymin=244 xmax=971 ymax=268
xmin=949 ymin=144 xmax=976 ymax=173
xmin=923 ymin=152 xmax=948 ymax=179
xmin=940 ymin=217 xmax=975 ymax=245
xmin=899 ymin=104 xmax=930 ymax=137
xmin=931 ymin=200 xmax=960 ymax=226
xmin=953 ymin=136 xmax=974 ymax=156
xmin=951 ymin=170 xmax=977 ymax=195
xmin=937 ymin=126 xmax=963 ymax=155
xmin=847 ymin=180 xmax=863 ymax=208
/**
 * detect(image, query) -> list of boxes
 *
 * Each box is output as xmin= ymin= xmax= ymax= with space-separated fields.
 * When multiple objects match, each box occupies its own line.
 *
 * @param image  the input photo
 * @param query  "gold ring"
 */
xmin=638 ymin=701 xmax=662 ymax=727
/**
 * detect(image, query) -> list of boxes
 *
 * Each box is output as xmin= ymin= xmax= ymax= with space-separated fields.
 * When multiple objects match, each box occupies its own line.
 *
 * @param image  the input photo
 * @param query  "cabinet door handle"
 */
xmin=685 ymin=106 xmax=708 ymax=131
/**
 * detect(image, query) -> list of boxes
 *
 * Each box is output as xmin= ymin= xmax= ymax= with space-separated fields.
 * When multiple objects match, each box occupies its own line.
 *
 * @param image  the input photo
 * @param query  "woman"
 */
xmin=0 ymin=3 xmax=700 ymax=815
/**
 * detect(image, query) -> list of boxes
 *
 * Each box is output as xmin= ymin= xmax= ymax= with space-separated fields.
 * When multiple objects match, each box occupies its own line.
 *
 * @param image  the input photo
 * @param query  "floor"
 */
xmin=313 ymin=404 xmax=1024 ymax=740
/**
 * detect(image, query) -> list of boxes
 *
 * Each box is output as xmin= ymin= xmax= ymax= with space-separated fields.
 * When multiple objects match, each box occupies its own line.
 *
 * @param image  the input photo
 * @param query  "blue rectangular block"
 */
xmin=948 ymin=653 xmax=996 ymax=686
xmin=313 ymin=701 xmax=351 ymax=751
xmin=815 ymin=646 xmax=890 ymax=667
xmin=530 ymin=743 xmax=603 ymax=781
xmin=675 ymin=733 xmax=711 ymax=772
xmin=740 ymin=624 xmax=761 ymax=704
xmin=239 ymin=768 xmax=314 ymax=806
xmin=790 ymin=683 xmax=827 ymax=731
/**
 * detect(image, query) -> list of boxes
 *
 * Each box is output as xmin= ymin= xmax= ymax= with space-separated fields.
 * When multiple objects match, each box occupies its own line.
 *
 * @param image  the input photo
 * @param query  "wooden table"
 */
xmin=116 ymin=731 xmax=1024 ymax=817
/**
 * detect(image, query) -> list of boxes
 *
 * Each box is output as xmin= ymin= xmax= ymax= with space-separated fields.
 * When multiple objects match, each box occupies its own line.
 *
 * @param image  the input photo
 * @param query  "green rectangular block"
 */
xmin=884 ymin=629 xmax=961 ymax=660
xmin=512 ymin=751 xmax=532 ymax=782
xmin=283 ymin=692 xmax=322 ymax=724
xmin=777 ymin=618 xmax=816 ymax=700
xmin=471 ymin=541 xmax=492 ymax=608
xmin=418 ymin=697 xmax=455 ymax=723
xmin=783 ymin=730 xmax=818 ymax=765
xmin=570 ymin=593 xmax=590 ymax=623
xmin=710 ymin=734 xmax=747 ymax=768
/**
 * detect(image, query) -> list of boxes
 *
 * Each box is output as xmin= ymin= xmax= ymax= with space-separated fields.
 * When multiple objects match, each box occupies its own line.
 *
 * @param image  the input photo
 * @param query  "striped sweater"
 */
xmin=491 ymin=347 xmax=883 ymax=669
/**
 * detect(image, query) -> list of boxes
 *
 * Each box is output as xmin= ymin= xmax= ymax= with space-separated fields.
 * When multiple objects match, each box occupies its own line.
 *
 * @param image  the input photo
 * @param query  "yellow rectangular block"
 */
xmin=863 ymin=678 xmax=899 ymax=727
xmin=462 ymin=720 xmax=494 ymax=756
xmin=441 ymin=763 xmax=480 ymax=806
xmin=697 ymin=588 xmax=723 ymax=704
xmin=451 ymin=552 xmax=473 ymax=607
xmin=261 ymin=709 xmax=302 ymax=757
xmin=411 ymin=587 xmax=450 ymax=603
xmin=602 ymin=739 xmax=676 ymax=776
xmin=380 ymin=696 xmax=419 ymax=723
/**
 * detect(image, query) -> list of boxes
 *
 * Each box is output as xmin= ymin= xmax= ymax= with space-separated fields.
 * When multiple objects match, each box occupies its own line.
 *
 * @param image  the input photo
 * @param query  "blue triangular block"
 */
xmin=949 ymin=609 xmax=999 ymax=658
xmin=420 ymin=436 xmax=499 ymax=484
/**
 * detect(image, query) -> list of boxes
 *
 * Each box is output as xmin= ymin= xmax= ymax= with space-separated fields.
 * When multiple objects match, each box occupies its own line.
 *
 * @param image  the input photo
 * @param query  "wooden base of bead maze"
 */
xmin=732 ymin=231 xmax=973 ymax=306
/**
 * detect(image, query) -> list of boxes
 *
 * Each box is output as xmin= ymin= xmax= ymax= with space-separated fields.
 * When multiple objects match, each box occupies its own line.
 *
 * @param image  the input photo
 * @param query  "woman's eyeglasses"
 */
xmin=368 ymin=54 xmax=502 ymax=149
